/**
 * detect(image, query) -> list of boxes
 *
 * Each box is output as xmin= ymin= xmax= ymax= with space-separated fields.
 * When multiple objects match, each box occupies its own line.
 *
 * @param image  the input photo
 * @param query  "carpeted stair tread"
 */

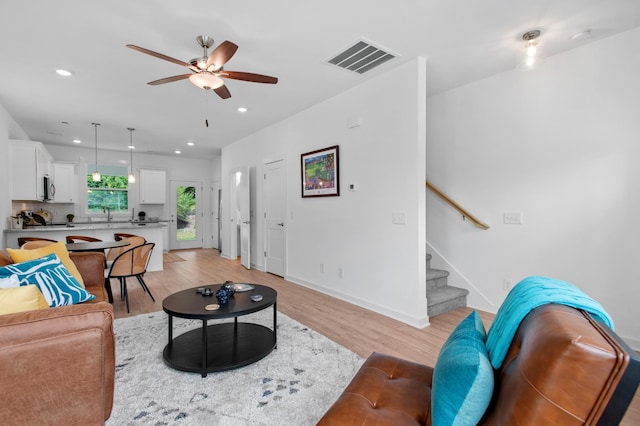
xmin=427 ymin=285 xmax=469 ymax=317
xmin=427 ymin=268 xmax=449 ymax=281
xmin=427 ymin=285 xmax=469 ymax=304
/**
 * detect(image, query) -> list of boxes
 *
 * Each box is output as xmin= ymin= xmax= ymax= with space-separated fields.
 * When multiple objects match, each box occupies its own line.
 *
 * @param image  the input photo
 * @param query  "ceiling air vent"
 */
xmin=327 ymin=39 xmax=397 ymax=74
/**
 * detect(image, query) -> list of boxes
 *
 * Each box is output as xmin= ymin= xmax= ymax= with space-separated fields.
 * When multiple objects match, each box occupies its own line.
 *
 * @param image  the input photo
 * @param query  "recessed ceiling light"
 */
xmin=73 ymin=139 xmax=82 ymax=144
xmin=571 ymin=30 xmax=592 ymax=42
xmin=174 ymin=150 xmax=182 ymax=154
xmin=187 ymin=141 xmax=195 ymax=146
xmin=128 ymin=145 xmax=135 ymax=149
xmin=237 ymin=107 xmax=248 ymax=113
xmin=56 ymin=69 xmax=73 ymax=77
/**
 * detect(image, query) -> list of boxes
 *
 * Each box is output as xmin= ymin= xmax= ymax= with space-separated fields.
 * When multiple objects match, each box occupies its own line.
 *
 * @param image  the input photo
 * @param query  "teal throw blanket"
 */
xmin=485 ymin=276 xmax=613 ymax=369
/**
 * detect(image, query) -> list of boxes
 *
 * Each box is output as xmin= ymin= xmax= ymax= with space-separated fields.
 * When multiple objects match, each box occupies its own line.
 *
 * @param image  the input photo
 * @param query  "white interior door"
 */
xmin=170 ymin=181 xmax=203 ymax=250
xmin=264 ymin=159 xmax=286 ymax=276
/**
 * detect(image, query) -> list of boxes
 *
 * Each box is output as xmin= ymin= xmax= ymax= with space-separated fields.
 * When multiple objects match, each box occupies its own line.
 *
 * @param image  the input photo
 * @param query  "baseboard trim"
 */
xmin=285 ymin=274 xmax=430 ymax=329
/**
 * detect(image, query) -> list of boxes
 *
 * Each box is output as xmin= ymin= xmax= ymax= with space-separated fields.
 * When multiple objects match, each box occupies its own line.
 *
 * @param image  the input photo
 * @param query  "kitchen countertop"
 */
xmin=4 ymin=221 xmax=168 ymax=233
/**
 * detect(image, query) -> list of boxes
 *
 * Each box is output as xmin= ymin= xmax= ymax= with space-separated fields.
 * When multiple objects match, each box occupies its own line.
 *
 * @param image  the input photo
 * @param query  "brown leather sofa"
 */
xmin=318 ymin=304 xmax=640 ymax=425
xmin=0 ymin=250 xmax=115 ymax=425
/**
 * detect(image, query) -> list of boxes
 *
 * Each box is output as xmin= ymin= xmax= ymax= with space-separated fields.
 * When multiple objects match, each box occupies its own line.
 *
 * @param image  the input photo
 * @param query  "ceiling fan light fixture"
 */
xmin=189 ymin=72 xmax=224 ymax=90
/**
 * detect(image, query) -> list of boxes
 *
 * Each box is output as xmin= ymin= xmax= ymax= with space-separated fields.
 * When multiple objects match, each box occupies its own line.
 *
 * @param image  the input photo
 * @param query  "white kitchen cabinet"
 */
xmin=51 ymin=162 xmax=77 ymax=203
xmin=139 ymin=169 xmax=166 ymax=204
xmin=9 ymin=140 xmax=53 ymax=201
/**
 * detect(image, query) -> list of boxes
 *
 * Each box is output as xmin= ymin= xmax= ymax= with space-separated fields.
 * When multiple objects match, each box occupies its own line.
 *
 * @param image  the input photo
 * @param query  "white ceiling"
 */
xmin=1 ymin=1 xmax=639 ymax=159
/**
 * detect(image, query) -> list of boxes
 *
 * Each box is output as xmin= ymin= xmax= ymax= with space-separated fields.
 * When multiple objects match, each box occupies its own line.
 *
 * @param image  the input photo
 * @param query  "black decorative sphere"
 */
xmin=215 ymin=288 xmax=230 ymax=305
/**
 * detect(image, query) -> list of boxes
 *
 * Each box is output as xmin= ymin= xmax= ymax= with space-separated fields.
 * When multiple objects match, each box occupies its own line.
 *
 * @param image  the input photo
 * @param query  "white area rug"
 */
xmin=107 ymin=310 xmax=363 ymax=425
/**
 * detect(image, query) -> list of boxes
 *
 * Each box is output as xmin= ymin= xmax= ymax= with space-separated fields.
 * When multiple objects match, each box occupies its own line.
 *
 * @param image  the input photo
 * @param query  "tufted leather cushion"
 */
xmin=317 ymin=352 xmax=433 ymax=425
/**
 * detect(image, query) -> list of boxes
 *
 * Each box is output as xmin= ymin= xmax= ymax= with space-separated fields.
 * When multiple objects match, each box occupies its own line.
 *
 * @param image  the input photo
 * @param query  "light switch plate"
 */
xmin=392 ymin=212 xmax=407 ymax=225
xmin=503 ymin=212 xmax=523 ymax=225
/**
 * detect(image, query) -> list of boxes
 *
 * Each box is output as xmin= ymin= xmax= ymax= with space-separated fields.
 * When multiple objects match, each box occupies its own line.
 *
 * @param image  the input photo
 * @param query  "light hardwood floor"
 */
xmin=111 ymin=248 xmax=639 ymax=424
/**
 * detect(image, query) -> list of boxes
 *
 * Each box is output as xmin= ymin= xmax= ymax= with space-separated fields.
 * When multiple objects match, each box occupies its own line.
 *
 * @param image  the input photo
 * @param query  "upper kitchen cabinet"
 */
xmin=139 ymin=168 xmax=166 ymax=204
xmin=50 ymin=162 xmax=77 ymax=203
xmin=9 ymin=140 xmax=53 ymax=201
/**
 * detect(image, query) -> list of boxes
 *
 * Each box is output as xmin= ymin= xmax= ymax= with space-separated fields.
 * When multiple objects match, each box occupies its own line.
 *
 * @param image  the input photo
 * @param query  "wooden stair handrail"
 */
xmin=426 ymin=180 xmax=490 ymax=230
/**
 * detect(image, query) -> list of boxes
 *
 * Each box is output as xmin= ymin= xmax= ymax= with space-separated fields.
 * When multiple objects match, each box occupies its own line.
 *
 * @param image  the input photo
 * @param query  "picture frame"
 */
xmin=301 ymin=145 xmax=340 ymax=198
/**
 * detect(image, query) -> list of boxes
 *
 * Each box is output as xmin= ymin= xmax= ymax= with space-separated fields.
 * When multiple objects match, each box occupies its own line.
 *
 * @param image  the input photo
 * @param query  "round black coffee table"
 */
xmin=162 ymin=284 xmax=277 ymax=377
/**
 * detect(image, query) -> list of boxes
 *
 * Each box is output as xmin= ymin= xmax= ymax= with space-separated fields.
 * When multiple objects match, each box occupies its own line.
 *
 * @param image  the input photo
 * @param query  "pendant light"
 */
xmin=91 ymin=122 xmax=101 ymax=182
xmin=127 ymin=127 xmax=136 ymax=183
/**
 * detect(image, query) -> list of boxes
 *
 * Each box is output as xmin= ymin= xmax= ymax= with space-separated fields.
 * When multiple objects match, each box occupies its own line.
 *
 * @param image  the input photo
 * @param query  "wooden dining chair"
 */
xmin=113 ymin=233 xmax=145 ymax=242
xmin=21 ymin=240 xmax=56 ymax=250
xmin=17 ymin=237 xmax=57 ymax=247
xmin=104 ymin=242 xmax=155 ymax=313
xmin=105 ymin=236 xmax=146 ymax=265
xmin=65 ymin=235 xmax=102 ymax=243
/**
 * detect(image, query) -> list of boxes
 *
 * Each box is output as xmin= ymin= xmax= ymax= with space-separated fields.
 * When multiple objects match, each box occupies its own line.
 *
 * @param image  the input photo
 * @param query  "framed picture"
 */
xmin=301 ymin=145 xmax=340 ymax=198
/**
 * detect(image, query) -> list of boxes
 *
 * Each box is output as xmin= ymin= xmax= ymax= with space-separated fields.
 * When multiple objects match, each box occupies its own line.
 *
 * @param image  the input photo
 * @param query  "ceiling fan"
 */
xmin=126 ymin=35 xmax=278 ymax=99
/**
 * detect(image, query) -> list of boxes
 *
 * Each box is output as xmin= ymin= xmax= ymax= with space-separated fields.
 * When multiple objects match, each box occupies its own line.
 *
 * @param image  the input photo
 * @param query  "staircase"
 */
xmin=426 ymin=253 xmax=469 ymax=317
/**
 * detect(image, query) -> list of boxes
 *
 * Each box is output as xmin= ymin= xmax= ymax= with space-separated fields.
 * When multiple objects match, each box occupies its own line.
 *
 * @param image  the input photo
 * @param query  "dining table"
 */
xmin=65 ymin=240 xmax=130 ymax=252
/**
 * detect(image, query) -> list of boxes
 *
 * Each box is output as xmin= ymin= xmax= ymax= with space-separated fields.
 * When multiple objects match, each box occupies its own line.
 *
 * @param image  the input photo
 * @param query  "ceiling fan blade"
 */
xmin=206 ymin=40 xmax=238 ymax=70
xmin=222 ymin=71 xmax=278 ymax=84
xmin=127 ymin=44 xmax=194 ymax=69
xmin=147 ymin=74 xmax=192 ymax=85
xmin=213 ymin=84 xmax=232 ymax=99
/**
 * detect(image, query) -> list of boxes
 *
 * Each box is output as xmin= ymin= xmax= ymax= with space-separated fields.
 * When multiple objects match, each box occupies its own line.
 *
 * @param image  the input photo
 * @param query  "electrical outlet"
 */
xmin=503 ymin=279 xmax=511 ymax=291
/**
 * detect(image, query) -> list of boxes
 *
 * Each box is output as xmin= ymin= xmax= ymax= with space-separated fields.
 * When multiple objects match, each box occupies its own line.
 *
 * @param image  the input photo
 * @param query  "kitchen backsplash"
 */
xmin=11 ymin=201 xmax=165 ymax=224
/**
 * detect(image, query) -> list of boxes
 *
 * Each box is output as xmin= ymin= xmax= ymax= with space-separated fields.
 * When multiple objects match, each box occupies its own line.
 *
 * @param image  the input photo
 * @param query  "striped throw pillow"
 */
xmin=0 ymin=253 xmax=95 ymax=307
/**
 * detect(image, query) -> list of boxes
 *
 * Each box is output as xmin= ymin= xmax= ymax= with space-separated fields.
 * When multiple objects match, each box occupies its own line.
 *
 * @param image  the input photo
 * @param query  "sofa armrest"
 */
xmin=0 ymin=302 xmax=115 ymax=424
xmin=483 ymin=304 xmax=640 ymax=425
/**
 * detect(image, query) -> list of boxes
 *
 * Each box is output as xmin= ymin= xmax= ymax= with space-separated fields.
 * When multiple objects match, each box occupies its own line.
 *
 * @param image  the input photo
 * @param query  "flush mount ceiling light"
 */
xmin=92 ymin=122 xmax=101 ymax=182
xmin=518 ymin=30 xmax=542 ymax=71
xmin=127 ymin=128 xmax=136 ymax=183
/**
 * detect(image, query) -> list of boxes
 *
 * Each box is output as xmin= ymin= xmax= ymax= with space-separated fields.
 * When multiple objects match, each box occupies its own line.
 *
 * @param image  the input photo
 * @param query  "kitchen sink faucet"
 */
xmin=102 ymin=206 xmax=112 ymax=222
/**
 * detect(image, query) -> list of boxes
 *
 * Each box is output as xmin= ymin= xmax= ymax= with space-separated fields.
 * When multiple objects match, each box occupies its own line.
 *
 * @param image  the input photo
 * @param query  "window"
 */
xmin=87 ymin=165 xmax=129 ymax=213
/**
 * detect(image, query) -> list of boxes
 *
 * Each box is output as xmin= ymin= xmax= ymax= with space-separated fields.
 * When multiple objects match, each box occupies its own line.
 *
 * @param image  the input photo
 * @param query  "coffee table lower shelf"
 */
xmin=163 ymin=322 xmax=276 ymax=377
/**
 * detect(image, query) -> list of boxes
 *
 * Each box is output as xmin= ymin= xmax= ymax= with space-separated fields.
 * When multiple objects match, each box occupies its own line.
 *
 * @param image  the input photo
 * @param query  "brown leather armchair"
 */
xmin=0 ymin=250 xmax=115 ymax=424
xmin=318 ymin=304 xmax=640 ymax=425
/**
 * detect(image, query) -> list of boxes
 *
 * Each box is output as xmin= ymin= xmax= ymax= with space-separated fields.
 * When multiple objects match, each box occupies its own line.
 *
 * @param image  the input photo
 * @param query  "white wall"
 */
xmin=426 ymin=28 xmax=640 ymax=347
xmin=0 ymin=104 xmax=29 ymax=248
xmin=223 ymin=58 xmax=428 ymax=327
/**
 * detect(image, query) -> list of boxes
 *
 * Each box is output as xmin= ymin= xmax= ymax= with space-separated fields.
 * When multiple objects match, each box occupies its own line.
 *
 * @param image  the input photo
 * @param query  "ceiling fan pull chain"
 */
xmin=204 ymin=91 xmax=209 ymax=128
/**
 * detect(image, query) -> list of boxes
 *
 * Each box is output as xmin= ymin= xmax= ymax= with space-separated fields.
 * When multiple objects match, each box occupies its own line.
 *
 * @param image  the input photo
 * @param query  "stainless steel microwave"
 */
xmin=43 ymin=175 xmax=55 ymax=201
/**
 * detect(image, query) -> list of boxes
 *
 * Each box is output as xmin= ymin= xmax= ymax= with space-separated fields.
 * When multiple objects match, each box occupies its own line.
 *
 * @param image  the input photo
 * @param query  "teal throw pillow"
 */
xmin=432 ymin=310 xmax=494 ymax=426
xmin=0 ymin=253 xmax=95 ymax=307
